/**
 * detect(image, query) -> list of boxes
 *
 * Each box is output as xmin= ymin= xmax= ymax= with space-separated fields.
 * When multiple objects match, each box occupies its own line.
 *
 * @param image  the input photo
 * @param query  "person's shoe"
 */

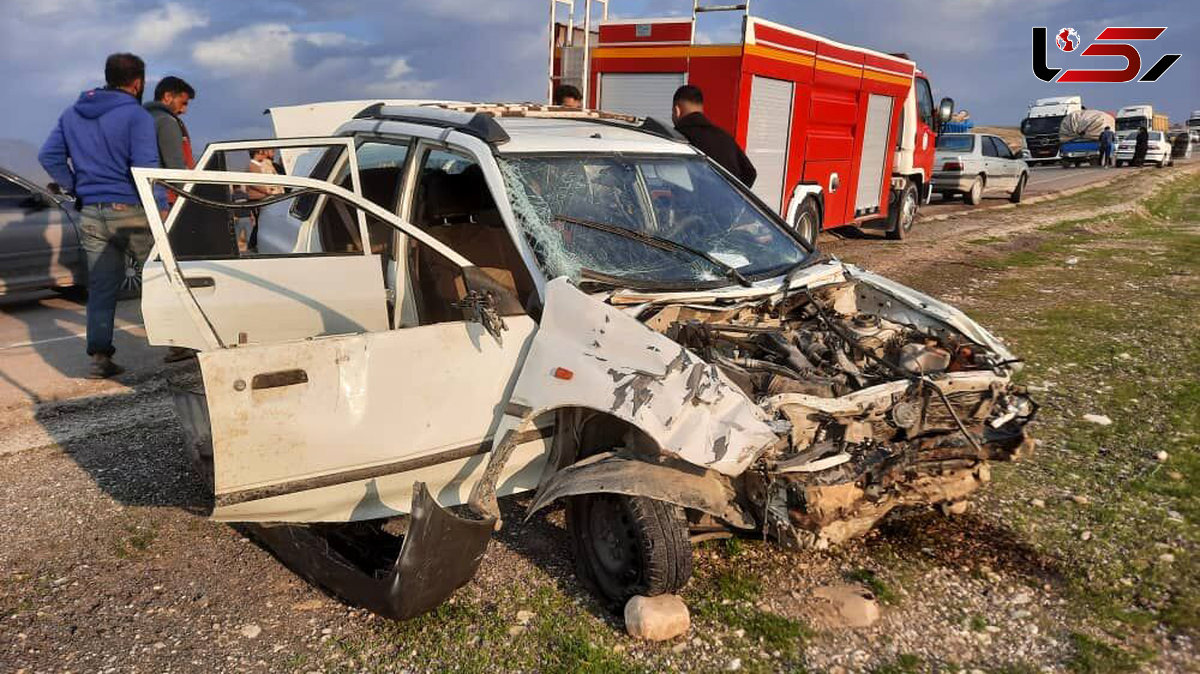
xmin=87 ymin=354 xmax=125 ymax=379
xmin=163 ymin=346 xmax=196 ymax=363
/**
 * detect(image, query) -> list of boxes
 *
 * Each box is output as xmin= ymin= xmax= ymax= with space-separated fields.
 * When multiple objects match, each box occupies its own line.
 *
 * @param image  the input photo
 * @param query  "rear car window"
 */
xmin=936 ymin=135 xmax=974 ymax=152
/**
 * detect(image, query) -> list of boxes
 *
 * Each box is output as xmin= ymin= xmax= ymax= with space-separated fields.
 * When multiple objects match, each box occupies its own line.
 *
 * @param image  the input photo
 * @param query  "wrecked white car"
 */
xmin=132 ymin=104 xmax=1035 ymax=619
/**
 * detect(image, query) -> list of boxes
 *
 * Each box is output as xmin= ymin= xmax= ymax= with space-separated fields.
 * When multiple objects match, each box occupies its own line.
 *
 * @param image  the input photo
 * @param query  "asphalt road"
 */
xmin=918 ymin=162 xmax=1120 ymax=219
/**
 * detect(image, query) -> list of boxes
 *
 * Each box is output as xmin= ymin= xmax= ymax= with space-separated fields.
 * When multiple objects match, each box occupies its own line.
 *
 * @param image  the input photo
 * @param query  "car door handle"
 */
xmin=184 ymin=276 xmax=215 ymax=288
xmin=251 ymin=369 xmax=309 ymax=390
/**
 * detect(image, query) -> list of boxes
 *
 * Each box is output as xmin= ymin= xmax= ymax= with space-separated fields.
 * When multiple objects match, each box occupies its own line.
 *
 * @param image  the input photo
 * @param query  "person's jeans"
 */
xmin=78 ymin=203 xmax=154 ymax=357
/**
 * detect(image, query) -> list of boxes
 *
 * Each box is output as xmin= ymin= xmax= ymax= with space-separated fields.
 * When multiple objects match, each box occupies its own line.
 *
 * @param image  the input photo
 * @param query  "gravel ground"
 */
xmin=1 ymin=164 xmax=1196 ymax=673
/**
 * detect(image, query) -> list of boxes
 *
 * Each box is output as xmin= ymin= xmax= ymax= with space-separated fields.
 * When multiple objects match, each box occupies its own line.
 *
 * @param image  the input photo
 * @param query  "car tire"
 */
xmin=1009 ymin=173 xmax=1027 ymax=204
xmin=886 ymin=180 xmax=918 ymax=240
xmin=791 ymin=197 xmax=821 ymax=250
xmin=567 ymin=493 xmax=692 ymax=610
xmin=964 ymin=176 xmax=984 ymax=206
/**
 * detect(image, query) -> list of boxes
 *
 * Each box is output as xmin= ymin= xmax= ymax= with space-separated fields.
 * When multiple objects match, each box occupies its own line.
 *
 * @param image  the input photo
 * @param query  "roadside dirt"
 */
xmin=1 ymin=164 xmax=1196 ymax=673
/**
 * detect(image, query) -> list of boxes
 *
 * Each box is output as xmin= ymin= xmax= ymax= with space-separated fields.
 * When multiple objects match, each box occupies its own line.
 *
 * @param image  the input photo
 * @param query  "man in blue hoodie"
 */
xmin=39 ymin=53 xmax=160 ymax=379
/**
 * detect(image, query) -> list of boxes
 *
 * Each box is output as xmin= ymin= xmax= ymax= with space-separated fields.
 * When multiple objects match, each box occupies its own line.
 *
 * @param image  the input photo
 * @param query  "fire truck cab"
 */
xmin=551 ymin=2 xmax=952 ymax=245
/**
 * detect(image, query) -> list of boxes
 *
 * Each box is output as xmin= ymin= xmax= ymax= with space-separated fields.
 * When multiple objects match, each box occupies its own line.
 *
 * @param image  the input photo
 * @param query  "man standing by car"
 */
xmin=1133 ymin=126 xmax=1149 ymax=167
xmin=1099 ymin=126 xmax=1116 ymax=168
xmin=145 ymin=76 xmax=196 ymax=175
xmin=671 ymin=85 xmax=757 ymax=187
xmin=38 ymin=53 xmax=160 ymax=379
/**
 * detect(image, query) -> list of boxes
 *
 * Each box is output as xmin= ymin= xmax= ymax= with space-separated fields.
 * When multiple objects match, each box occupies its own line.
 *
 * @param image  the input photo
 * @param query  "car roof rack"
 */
xmin=353 ymin=103 xmax=512 ymax=145
xmin=353 ymin=102 xmax=686 ymax=145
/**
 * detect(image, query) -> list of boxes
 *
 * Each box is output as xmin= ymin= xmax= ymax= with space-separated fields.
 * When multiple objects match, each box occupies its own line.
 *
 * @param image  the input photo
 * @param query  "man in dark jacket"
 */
xmin=671 ymin=85 xmax=757 ymax=187
xmin=39 ymin=53 xmax=160 ymax=378
xmin=1133 ymin=126 xmax=1149 ymax=167
xmin=145 ymin=76 xmax=196 ymax=172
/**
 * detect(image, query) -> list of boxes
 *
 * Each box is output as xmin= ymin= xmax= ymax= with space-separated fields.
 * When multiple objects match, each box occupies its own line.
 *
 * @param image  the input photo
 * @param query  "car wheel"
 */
xmin=1009 ymin=173 xmax=1027 ymax=204
xmin=964 ymin=176 xmax=984 ymax=205
xmin=118 ymin=250 xmax=143 ymax=299
xmin=886 ymin=180 xmax=918 ymax=240
xmin=567 ymin=493 xmax=692 ymax=610
xmin=792 ymin=197 xmax=821 ymax=249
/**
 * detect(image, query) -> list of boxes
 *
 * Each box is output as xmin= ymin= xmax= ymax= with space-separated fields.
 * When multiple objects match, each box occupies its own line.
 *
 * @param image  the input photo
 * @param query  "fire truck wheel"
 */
xmin=567 ymin=493 xmax=693 ymax=610
xmin=964 ymin=176 xmax=984 ymax=206
xmin=886 ymin=181 xmax=918 ymax=240
xmin=792 ymin=197 xmax=821 ymax=249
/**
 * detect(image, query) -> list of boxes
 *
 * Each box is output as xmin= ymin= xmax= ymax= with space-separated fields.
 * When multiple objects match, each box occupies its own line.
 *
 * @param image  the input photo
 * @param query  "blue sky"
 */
xmin=1 ymin=0 xmax=1195 ymax=175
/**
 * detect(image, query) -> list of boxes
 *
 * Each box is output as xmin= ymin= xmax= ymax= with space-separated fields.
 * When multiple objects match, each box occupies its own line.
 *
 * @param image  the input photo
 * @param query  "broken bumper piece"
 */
xmin=250 ymin=482 xmax=494 ymax=620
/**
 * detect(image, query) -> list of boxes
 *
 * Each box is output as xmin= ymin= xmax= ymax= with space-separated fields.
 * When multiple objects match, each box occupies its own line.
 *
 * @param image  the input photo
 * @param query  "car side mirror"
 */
xmin=22 ymin=192 xmax=52 ymax=210
xmin=938 ymin=97 xmax=955 ymax=126
xmin=455 ymin=266 xmax=521 ymax=343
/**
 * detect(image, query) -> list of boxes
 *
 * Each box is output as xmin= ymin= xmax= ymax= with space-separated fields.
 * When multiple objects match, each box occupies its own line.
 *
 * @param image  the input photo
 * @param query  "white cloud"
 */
xmin=130 ymin=3 xmax=209 ymax=53
xmin=192 ymin=23 xmax=355 ymax=74
xmin=362 ymin=57 xmax=437 ymax=97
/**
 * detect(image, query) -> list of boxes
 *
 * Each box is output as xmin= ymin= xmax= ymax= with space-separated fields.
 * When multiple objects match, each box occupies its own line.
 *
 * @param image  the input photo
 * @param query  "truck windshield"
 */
xmin=1116 ymin=117 xmax=1144 ymax=132
xmin=936 ymin=135 xmax=974 ymax=152
xmin=1021 ymin=116 xmax=1062 ymax=135
xmin=500 ymin=154 xmax=808 ymax=289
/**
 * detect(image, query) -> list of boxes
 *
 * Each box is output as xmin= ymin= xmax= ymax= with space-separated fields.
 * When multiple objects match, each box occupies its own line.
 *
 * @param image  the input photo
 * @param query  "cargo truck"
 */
xmin=1020 ymin=95 xmax=1083 ymax=163
xmin=1116 ymin=104 xmax=1169 ymax=133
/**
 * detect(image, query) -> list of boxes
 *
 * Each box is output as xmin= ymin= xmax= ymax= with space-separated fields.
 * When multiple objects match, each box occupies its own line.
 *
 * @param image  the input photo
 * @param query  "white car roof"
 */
xmin=334 ymin=103 xmax=698 ymax=156
xmin=495 ymin=117 xmax=695 ymax=155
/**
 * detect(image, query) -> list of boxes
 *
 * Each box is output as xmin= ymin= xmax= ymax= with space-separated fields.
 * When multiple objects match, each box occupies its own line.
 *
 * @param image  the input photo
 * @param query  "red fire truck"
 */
xmin=549 ymin=2 xmax=953 ymax=244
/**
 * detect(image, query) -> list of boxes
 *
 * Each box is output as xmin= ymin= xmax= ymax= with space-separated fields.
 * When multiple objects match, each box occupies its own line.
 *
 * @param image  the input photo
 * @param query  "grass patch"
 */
xmin=943 ymin=172 xmax=1199 ymax=652
xmin=869 ymin=653 xmax=923 ymax=674
xmin=1066 ymin=632 xmax=1152 ymax=674
xmin=111 ymin=522 xmax=157 ymax=558
xmin=844 ymin=568 xmax=899 ymax=605
xmin=691 ymin=569 xmax=810 ymax=667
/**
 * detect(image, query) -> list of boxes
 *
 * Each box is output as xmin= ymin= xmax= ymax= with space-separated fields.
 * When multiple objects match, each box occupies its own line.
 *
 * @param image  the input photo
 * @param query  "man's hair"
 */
xmin=673 ymin=85 xmax=704 ymax=107
xmin=154 ymin=76 xmax=195 ymax=102
xmin=553 ymin=84 xmax=582 ymax=105
xmin=105 ymin=53 xmax=145 ymax=89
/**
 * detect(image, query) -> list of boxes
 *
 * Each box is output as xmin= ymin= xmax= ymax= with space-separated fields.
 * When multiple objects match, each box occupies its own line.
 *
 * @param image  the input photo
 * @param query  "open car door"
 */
xmin=134 ymin=166 xmax=550 ymax=618
xmin=132 ymin=166 xmax=549 ymax=519
xmin=141 ymin=137 xmax=384 ymax=349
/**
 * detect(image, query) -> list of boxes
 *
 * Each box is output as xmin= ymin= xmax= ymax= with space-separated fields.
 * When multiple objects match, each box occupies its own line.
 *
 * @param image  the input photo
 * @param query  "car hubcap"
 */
xmin=797 ymin=212 xmax=816 ymax=245
xmin=589 ymin=497 xmax=639 ymax=586
xmin=902 ymin=192 xmax=917 ymax=230
xmin=121 ymin=253 xmax=143 ymax=294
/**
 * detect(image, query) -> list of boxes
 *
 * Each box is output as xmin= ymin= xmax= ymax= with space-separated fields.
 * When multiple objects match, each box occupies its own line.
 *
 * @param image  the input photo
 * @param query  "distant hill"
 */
xmin=974 ymin=126 xmax=1025 ymax=151
xmin=0 ymin=138 xmax=51 ymax=185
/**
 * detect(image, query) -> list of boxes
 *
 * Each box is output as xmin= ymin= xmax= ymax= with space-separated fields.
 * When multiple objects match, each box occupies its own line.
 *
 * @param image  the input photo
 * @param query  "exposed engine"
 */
xmin=643 ymin=280 xmax=1036 ymax=548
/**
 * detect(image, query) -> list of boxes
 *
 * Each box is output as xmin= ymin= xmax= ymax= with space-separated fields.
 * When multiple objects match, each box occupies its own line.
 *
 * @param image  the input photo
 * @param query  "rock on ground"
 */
xmin=624 ymin=594 xmax=691 ymax=641
xmin=810 ymin=584 xmax=881 ymax=629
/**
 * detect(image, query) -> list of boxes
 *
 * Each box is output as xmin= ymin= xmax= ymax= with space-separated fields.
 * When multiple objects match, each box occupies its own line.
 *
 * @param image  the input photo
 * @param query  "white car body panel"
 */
xmin=505 ymin=279 xmax=779 ymax=477
xmin=140 ymin=255 xmax=390 ymax=350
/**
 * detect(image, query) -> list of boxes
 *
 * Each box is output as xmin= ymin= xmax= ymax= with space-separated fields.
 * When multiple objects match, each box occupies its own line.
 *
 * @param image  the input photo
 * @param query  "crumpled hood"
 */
xmin=73 ymin=88 xmax=139 ymax=120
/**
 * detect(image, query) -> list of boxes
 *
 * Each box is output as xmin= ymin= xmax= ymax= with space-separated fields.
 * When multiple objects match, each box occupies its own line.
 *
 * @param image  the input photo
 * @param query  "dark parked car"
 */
xmin=0 ymin=166 xmax=141 ymax=297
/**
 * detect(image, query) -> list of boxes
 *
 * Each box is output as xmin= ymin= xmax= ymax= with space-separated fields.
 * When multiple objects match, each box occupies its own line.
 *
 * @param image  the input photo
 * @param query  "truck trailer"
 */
xmin=1021 ymin=95 xmax=1083 ymax=163
xmin=550 ymin=1 xmax=952 ymax=245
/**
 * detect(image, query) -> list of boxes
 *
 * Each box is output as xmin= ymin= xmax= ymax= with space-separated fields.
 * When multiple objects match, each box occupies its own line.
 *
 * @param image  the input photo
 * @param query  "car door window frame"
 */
xmin=981 ymin=136 xmax=1000 ymax=158
xmin=167 ymin=137 xmax=371 ymax=257
xmin=991 ymin=136 xmax=1014 ymax=159
xmin=132 ymin=166 xmax=474 ymax=351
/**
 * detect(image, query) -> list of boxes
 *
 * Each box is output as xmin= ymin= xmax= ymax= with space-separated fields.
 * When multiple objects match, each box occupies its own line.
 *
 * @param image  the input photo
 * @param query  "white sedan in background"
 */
xmin=1115 ymin=130 xmax=1173 ymax=168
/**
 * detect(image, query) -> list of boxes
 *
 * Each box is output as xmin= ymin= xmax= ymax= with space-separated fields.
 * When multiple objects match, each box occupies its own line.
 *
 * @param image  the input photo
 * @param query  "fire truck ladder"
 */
xmin=547 ymin=0 xmax=609 ymax=106
xmin=691 ymin=1 xmax=751 ymax=44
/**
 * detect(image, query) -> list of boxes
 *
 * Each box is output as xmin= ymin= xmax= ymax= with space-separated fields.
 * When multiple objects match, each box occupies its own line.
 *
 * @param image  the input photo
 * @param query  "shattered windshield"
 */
xmin=500 ymin=154 xmax=807 ymax=288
